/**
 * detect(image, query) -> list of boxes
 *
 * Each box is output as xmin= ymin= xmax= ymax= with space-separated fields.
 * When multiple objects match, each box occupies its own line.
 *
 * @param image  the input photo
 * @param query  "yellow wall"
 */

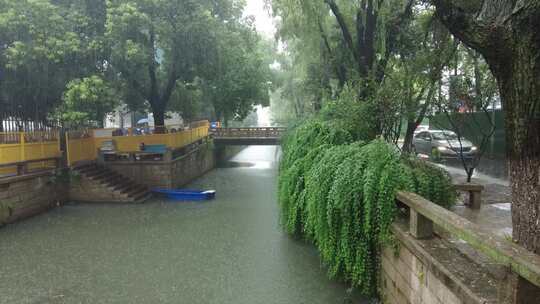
xmin=66 ymin=122 xmax=210 ymax=166
xmin=0 ymin=132 xmax=61 ymax=175
xmin=66 ymin=136 xmax=96 ymax=167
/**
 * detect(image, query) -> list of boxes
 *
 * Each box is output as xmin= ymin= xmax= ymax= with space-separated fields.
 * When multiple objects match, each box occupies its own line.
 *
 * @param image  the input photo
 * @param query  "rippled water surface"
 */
xmin=0 ymin=146 xmax=369 ymax=304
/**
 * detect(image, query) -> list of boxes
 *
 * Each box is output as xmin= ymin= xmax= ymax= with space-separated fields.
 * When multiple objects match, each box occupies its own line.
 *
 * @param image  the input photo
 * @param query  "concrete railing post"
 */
xmin=469 ymin=191 xmax=482 ymax=210
xmin=410 ymin=209 xmax=433 ymax=239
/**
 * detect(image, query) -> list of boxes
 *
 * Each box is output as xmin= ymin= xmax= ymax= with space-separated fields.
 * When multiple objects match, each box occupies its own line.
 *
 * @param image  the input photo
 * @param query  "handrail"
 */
xmin=1 ymin=130 xmax=59 ymax=144
xmin=0 ymin=131 xmax=62 ymax=171
xmin=212 ymin=127 xmax=287 ymax=138
xmin=0 ymin=156 xmax=60 ymax=176
xmin=189 ymin=120 xmax=210 ymax=129
xmin=396 ymin=191 xmax=540 ymax=288
xmin=0 ymin=157 xmax=61 ymax=167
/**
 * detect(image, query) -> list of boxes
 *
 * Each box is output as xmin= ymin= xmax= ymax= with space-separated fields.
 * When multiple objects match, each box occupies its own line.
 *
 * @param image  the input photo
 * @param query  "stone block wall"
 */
xmin=380 ymin=222 xmax=509 ymax=304
xmin=0 ymin=173 xmax=64 ymax=226
xmin=381 ymin=244 xmax=454 ymax=304
xmin=106 ymin=142 xmax=215 ymax=189
xmin=171 ymin=144 xmax=215 ymax=188
xmin=214 ymin=145 xmax=246 ymax=165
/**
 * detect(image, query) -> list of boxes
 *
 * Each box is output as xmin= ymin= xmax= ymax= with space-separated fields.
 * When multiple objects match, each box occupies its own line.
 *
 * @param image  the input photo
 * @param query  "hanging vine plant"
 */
xmin=278 ymin=119 xmax=457 ymax=298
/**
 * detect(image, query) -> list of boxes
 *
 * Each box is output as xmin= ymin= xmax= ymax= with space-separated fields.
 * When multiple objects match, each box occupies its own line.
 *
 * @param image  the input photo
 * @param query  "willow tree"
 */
xmin=271 ymin=0 xmax=416 ymax=137
xmin=274 ymin=0 xmax=415 ymax=88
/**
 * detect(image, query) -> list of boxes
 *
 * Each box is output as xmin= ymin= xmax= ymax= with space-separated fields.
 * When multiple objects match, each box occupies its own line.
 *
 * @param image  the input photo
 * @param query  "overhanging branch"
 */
xmin=432 ymin=0 xmax=508 ymax=56
xmin=324 ymin=0 xmax=359 ymax=64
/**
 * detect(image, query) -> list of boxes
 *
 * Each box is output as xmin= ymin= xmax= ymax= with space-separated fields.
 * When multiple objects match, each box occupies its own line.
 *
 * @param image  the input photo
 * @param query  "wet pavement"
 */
xmin=0 ymin=146 xmax=370 ymax=304
xmin=435 ymin=159 xmax=513 ymax=238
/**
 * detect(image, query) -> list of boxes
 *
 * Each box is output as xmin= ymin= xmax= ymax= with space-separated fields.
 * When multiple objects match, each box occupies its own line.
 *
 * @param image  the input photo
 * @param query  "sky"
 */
xmin=244 ymin=0 xmax=276 ymax=39
xmin=244 ymin=0 xmax=277 ymax=126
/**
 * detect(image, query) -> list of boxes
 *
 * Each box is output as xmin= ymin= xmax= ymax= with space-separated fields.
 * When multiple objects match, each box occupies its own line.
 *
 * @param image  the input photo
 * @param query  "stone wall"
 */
xmin=0 ymin=172 xmax=64 ymax=226
xmin=106 ymin=142 xmax=215 ymax=189
xmin=380 ymin=222 xmax=510 ymax=304
xmin=171 ymin=143 xmax=215 ymax=187
xmin=214 ymin=145 xmax=246 ymax=165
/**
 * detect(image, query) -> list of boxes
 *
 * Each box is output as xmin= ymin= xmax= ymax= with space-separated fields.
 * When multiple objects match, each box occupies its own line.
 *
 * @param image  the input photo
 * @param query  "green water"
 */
xmin=0 ymin=146 xmax=370 ymax=304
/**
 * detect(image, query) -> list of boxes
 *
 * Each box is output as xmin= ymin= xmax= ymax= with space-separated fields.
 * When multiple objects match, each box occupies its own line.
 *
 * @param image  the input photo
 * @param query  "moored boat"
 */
xmin=152 ymin=189 xmax=216 ymax=201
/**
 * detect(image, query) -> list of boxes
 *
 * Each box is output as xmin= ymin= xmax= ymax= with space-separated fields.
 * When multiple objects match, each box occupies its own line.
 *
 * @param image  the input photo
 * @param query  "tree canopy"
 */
xmin=0 ymin=0 xmax=272 ymax=129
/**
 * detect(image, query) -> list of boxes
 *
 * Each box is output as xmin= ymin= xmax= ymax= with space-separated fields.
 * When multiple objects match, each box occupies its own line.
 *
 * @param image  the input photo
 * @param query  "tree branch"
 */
xmin=375 ymin=0 xmax=414 ymax=83
xmin=431 ymin=0 xmax=508 ymax=56
xmin=148 ymin=26 xmax=159 ymax=105
xmin=362 ymin=0 xmax=377 ymax=72
xmin=414 ymin=84 xmax=436 ymax=127
xmin=160 ymin=64 xmax=179 ymax=107
xmin=317 ymin=19 xmax=347 ymax=86
xmin=356 ymin=8 xmax=367 ymax=76
xmin=324 ymin=0 xmax=359 ymax=64
xmin=115 ymin=65 xmax=150 ymax=102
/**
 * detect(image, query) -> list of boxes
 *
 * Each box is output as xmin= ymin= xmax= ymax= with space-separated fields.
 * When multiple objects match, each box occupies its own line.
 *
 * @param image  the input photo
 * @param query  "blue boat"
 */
xmin=152 ymin=189 xmax=216 ymax=201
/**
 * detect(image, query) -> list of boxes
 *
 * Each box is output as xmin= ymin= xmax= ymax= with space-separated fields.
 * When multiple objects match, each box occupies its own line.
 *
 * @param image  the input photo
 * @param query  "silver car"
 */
xmin=412 ymin=130 xmax=478 ymax=160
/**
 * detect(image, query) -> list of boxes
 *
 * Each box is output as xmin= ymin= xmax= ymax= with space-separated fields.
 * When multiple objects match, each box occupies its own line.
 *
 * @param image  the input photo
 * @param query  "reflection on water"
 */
xmin=218 ymin=161 xmax=255 ymax=168
xmin=0 ymin=146 xmax=370 ymax=304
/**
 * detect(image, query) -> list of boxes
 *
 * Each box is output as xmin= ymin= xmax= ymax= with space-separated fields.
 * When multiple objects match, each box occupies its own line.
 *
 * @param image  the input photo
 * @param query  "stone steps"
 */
xmin=73 ymin=164 xmax=151 ymax=203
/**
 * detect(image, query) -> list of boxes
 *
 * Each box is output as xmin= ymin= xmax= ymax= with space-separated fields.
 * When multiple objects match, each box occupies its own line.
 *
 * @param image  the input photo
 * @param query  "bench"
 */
xmin=0 ymin=157 xmax=61 ymax=176
xmin=454 ymin=183 xmax=484 ymax=209
xmin=141 ymin=144 xmax=167 ymax=153
xmin=100 ymin=144 xmax=170 ymax=163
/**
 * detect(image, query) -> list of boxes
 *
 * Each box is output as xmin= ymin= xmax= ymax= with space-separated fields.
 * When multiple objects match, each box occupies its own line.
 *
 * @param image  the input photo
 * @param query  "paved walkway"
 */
xmin=442 ymin=164 xmax=513 ymax=238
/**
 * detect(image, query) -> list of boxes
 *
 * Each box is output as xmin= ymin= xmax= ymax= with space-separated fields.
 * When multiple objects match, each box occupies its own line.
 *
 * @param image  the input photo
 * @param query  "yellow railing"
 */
xmin=0 ymin=131 xmax=61 ymax=175
xmin=66 ymin=121 xmax=210 ymax=166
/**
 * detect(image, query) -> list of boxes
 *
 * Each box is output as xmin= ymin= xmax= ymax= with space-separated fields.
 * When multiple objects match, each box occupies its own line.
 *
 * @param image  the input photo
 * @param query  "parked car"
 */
xmin=412 ymin=130 xmax=477 ymax=160
xmin=414 ymin=125 xmax=430 ymax=135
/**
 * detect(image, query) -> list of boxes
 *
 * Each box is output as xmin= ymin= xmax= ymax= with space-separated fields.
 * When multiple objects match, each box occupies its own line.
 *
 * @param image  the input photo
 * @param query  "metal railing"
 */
xmin=397 ymin=191 xmax=540 ymax=293
xmin=212 ymin=127 xmax=287 ymax=138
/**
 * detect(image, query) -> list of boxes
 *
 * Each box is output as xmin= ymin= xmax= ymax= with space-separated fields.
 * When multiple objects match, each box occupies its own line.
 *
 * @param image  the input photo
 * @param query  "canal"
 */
xmin=0 ymin=146 xmax=369 ymax=303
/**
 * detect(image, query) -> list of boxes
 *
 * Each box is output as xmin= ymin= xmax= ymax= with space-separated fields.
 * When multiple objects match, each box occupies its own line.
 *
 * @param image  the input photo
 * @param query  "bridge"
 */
xmin=211 ymin=127 xmax=286 ymax=145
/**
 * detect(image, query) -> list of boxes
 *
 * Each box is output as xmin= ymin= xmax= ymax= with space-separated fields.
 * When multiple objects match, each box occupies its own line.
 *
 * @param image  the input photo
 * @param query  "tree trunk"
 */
xmin=152 ymin=107 xmax=166 ymax=134
xmin=433 ymin=0 xmax=540 ymax=254
xmin=402 ymin=120 xmax=417 ymax=154
xmin=496 ymin=58 xmax=540 ymax=254
xmin=466 ymin=167 xmax=474 ymax=183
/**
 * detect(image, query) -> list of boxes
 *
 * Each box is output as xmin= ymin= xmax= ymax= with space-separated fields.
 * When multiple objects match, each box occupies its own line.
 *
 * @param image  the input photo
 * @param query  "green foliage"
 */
xmin=278 ymin=120 xmax=456 ymax=297
xmin=0 ymin=0 xmax=271 ymax=128
xmin=105 ymin=0 xmax=272 ymax=125
xmin=205 ymin=28 xmax=273 ymax=122
xmin=0 ymin=0 xmax=106 ymax=121
xmin=58 ymin=75 xmax=118 ymax=127
xmin=280 ymin=119 xmax=353 ymax=171
xmin=401 ymin=157 xmax=457 ymax=209
xmin=320 ymin=84 xmax=380 ymax=141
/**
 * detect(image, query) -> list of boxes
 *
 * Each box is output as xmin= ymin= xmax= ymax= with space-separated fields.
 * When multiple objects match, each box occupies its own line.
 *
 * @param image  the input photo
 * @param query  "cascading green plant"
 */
xmin=278 ymin=119 xmax=353 ymax=235
xmin=278 ymin=119 xmax=457 ymax=297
